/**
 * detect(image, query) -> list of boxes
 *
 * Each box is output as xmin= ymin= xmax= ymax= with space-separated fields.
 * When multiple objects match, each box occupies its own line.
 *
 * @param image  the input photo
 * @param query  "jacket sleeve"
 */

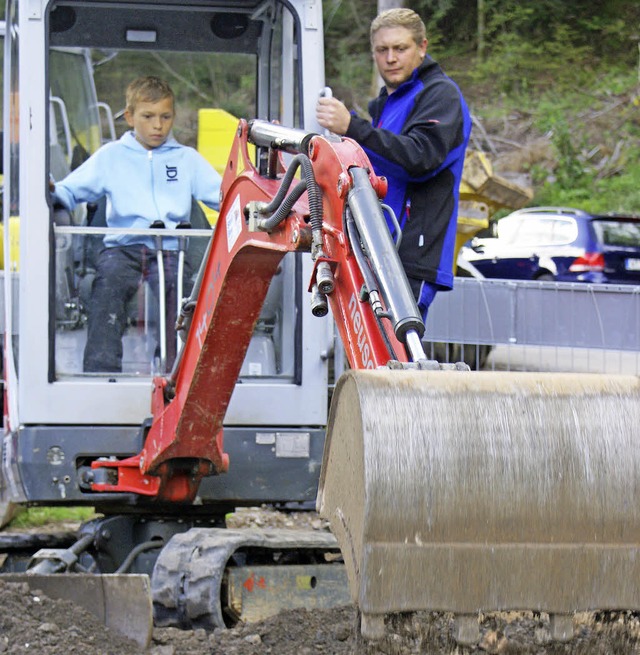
xmin=346 ymin=77 xmax=465 ymax=181
xmin=52 ymin=147 xmax=111 ymax=210
xmin=190 ymin=151 xmax=222 ymax=211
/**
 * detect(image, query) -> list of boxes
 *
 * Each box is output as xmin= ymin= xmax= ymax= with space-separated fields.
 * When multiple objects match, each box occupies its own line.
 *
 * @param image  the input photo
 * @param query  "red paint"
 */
xmin=90 ymin=120 xmax=407 ymax=502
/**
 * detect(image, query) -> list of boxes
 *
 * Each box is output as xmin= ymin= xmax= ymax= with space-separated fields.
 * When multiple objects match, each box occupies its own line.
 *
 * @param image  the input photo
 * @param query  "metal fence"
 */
xmin=424 ymin=277 xmax=640 ymax=374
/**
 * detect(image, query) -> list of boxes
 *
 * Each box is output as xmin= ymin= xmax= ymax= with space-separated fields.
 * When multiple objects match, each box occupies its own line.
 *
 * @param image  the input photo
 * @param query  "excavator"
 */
xmin=2 ymin=0 xmax=639 ymax=650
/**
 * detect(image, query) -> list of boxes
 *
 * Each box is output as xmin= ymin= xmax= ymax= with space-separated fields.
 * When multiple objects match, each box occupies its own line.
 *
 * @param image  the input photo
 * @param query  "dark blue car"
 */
xmin=461 ymin=206 xmax=640 ymax=284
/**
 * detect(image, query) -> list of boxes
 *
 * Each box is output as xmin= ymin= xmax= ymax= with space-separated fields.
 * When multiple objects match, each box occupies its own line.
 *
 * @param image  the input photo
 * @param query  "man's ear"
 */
xmin=124 ymin=109 xmax=134 ymax=127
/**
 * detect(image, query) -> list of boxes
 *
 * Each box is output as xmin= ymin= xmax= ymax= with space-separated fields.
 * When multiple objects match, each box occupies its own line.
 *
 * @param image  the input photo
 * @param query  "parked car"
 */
xmin=460 ymin=206 xmax=640 ymax=284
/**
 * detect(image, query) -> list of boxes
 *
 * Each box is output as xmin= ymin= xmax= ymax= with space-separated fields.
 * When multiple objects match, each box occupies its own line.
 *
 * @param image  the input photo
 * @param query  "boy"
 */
xmin=52 ymin=76 xmax=221 ymax=373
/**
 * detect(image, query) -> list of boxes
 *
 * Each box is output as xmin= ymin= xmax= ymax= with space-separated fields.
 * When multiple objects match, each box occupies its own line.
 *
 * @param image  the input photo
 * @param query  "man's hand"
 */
xmin=316 ymin=97 xmax=352 ymax=136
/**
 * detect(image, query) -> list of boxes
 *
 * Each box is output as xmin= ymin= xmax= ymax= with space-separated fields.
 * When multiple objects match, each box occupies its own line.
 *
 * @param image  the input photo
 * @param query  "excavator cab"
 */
xmin=1 ymin=0 xmax=331 ymax=523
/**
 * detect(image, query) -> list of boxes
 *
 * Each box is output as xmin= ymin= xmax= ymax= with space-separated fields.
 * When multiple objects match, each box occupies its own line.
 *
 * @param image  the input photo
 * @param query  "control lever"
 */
xmin=150 ymin=219 xmax=167 ymax=370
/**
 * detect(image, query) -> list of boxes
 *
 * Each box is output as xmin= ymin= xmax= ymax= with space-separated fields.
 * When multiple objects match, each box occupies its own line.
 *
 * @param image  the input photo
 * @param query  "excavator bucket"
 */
xmin=318 ymin=369 xmax=640 ymax=642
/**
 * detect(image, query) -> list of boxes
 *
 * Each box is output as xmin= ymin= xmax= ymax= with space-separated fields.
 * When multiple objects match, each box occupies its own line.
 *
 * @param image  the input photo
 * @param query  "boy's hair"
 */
xmin=370 ymin=8 xmax=426 ymax=46
xmin=125 ymin=76 xmax=175 ymax=114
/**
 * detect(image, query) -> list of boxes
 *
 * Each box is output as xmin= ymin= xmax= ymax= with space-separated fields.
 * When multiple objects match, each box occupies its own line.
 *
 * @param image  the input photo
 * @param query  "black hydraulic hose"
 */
xmin=346 ymin=210 xmax=399 ymax=361
xmin=345 ymin=209 xmax=380 ymax=306
xmin=260 ymin=180 xmax=308 ymax=231
xmin=258 ymin=153 xmax=323 ymax=234
xmin=259 ymin=154 xmax=306 ymax=214
xmin=298 ymin=153 xmax=323 ymax=235
xmin=115 ymin=539 xmax=164 ymax=574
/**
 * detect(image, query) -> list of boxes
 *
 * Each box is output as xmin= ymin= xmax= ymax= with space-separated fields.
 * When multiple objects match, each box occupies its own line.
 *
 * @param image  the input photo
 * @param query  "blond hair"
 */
xmin=125 ymin=76 xmax=175 ymax=114
xmin=370 ymin=8 xmax=426 ymax=46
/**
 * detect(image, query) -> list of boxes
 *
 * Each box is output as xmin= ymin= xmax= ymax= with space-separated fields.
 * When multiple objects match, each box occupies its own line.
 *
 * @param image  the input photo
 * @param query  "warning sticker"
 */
xmin=276 ymin=432 xmax=311 ymax=458
xmin=226 ymin=194 xmax=243 ymax=252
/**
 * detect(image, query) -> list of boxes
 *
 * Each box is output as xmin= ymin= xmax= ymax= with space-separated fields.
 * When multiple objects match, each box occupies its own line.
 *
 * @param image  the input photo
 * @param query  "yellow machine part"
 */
xmin=455 ymin=149 xmax=534 ymax=271
xmin=197 ymin=108 xmax=257 ymax=225
xmin=0 ymin=216 xmax=21 ymax=271
xmin=318 ymin=369 xmax=640 ymax=639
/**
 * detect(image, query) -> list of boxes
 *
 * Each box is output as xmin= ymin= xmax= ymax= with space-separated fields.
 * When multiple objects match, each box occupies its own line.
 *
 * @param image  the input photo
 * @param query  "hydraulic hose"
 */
xmin=115 ymin=539 xmax=164 ymax=574
xmin=257 ymin=153 xmax=323 ymax=237
xmin=258 ymin=180 xmax=308 ymax=231
xmin=346 ymin=208 xmax=399 ymax=361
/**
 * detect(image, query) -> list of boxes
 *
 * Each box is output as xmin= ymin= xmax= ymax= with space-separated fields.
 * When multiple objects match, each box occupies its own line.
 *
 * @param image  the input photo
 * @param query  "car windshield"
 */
xmin=497 ymin=216 xmax=577 ymax=246
xmin=592 ymin=220 xmax=640 ymax=247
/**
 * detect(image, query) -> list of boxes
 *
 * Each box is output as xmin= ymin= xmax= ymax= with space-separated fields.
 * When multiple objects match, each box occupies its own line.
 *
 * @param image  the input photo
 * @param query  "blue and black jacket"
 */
xmin=345 ymin=57 xmax=471 ymax=289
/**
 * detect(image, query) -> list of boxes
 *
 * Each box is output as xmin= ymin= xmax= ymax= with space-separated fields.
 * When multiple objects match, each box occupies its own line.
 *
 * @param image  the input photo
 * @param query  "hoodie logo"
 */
xmin=166 ymin=165 xmax=178 ymax=183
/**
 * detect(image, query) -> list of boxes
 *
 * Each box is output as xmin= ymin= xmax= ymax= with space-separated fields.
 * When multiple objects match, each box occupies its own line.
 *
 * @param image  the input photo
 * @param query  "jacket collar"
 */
xmin=377 ymin=55 xmax=440 ymax=101
xmin=121 ymin=130 xmax=180 ymax=152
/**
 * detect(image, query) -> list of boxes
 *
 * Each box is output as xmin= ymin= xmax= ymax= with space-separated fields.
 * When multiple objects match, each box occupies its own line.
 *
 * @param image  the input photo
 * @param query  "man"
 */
xmin=316 ymin=8 xmax=471 ymax=321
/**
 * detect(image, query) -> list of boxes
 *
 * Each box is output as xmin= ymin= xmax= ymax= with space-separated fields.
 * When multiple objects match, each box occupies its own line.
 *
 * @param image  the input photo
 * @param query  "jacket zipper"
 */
xmin=148 ymin=150 xmax=162 ymax=222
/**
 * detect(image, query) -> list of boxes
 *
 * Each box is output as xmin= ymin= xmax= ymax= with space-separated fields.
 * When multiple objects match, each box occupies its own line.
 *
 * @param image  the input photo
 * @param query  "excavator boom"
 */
xmin=90 ymin=119 xmax=428 ymax=502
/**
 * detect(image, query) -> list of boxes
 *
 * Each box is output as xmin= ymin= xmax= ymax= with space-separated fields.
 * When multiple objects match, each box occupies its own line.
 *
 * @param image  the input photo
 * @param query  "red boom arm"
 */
xmin=91 ymin=119 xmax=411 ymax=501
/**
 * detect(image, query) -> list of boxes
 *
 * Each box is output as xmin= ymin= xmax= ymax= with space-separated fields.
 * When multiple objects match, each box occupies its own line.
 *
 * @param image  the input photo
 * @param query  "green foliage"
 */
xmin=536 ymin=160 xmax=640 ymax=216
xmin=9 ymin=506 xmax=97 ymax=528
xmin=470 ymin=23 xmax=595 ymax=95
xmin=548 ymin=119 xmax=586 ymax=189
xmin=322 ymin=0 xmax=376 ymax=105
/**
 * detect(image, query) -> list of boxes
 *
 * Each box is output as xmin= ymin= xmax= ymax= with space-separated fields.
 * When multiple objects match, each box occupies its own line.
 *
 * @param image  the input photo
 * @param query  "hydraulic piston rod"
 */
xmin=347 ymin=167 xmax=425 ymax=347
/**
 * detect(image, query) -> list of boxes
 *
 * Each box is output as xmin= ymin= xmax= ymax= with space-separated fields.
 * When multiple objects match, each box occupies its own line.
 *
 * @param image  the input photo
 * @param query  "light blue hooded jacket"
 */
xmin=53 ymin=131 xmax=221 ymax=250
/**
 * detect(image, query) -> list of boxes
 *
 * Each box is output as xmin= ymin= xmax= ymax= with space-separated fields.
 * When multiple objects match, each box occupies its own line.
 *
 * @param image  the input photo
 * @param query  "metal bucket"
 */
xmin=317 ymin=369 xmax=640 ymax=640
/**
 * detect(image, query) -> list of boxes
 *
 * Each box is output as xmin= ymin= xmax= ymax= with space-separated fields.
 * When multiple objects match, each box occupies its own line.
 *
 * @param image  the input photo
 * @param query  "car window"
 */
xmin=592 ymin=220 xmax=640 ymax=247
xmin=498 ymin=216 xmax=577 ymax=246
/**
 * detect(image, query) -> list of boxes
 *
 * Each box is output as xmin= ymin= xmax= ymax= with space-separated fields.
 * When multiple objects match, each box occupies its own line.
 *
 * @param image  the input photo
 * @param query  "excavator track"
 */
xmin=152 ymin=527 xmax=348 ymax=629
xmin=319 ymin=368 xmax=640 ymax=642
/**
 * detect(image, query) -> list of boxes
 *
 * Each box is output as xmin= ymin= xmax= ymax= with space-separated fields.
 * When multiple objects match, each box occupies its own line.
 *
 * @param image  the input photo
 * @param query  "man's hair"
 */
xmin=125 ymin=76 xmax=175 ymax=114
xmin=370 ymin=8 xmax=426 ymax=46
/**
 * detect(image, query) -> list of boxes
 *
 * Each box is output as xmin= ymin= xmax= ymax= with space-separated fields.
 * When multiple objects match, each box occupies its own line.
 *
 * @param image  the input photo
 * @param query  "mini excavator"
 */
xmin=2 ymin=0 xmax=639 ymax=649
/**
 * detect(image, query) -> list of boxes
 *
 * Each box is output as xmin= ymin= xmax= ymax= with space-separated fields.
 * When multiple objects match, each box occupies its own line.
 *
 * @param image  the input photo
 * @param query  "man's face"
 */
xmin=372 ymin=26 xmax=427 ymax=92
xmin=125 ymin=97 xmax=175 ymax=150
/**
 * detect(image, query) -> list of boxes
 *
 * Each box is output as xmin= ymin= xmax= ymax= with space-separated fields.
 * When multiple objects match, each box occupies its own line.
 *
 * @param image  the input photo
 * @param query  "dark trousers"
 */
xmin=83 ymin=245 xmax=185 ymax=373
xmin=408 ymin=276 xmax=439 ymax=322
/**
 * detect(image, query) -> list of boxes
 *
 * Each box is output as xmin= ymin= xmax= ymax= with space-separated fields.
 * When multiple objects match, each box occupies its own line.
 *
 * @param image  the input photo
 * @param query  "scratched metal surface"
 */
xmin=318 ymin=369 xmax=640 ymax=615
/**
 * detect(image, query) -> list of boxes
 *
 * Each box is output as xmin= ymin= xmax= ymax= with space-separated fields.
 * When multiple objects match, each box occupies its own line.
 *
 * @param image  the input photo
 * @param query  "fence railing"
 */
xmin=424 ymin=277 xmax=640 ymax=374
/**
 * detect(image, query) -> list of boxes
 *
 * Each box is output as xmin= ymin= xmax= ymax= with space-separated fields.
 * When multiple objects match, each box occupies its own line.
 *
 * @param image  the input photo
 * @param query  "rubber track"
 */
xmin=0 ymin=531 xmax=76 ymax=550
xmin=152 ymin=527 xmax=339 ymax=629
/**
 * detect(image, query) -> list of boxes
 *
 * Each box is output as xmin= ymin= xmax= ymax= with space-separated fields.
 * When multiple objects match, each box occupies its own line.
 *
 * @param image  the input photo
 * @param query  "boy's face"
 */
xmin=125 ymin=97 xmax=175 ymax=149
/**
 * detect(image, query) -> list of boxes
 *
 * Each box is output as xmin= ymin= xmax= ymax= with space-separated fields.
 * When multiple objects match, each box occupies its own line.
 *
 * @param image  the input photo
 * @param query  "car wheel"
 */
xmin=536 ymin=273 xmax=555 ymax=281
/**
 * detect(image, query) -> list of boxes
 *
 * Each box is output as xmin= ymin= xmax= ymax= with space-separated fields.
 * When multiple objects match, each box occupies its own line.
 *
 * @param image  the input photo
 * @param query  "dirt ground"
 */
xmin=3 ymin=572 xmax=640 ymax=655
xmin=2 ymin=508 xmax=640 ymax=655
